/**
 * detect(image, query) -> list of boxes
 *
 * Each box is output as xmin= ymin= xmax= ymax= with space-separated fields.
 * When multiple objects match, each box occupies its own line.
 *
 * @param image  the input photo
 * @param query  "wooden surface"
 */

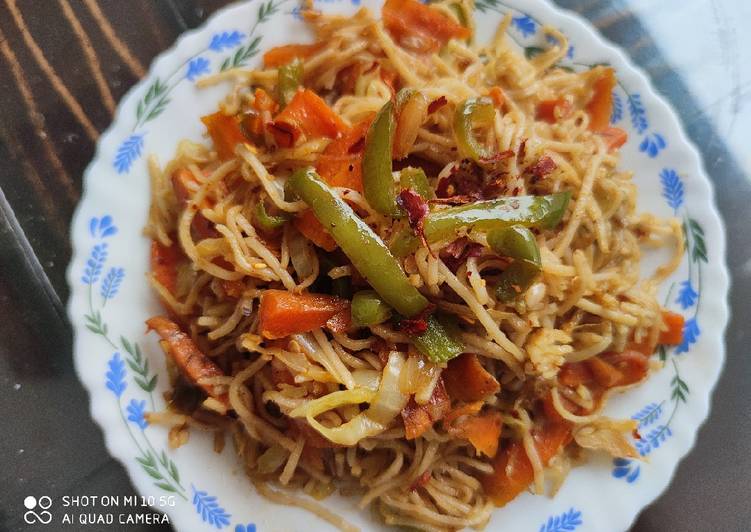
xmin=0 ymin=1 xmax=749 ymax=531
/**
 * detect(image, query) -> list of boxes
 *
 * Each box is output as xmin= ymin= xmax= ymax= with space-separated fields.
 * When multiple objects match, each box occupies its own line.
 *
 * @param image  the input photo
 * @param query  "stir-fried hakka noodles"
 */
xmin=144 ymin=1 xmax=686 ymax=530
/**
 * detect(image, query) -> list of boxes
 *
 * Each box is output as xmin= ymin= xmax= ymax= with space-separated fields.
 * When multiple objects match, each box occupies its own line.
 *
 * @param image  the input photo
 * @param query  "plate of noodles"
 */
xmin=67 ymin=0 xmax=729 ymax=530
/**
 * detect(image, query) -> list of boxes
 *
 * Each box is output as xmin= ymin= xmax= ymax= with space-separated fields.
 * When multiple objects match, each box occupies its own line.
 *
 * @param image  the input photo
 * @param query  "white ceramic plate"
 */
xmin=66 ymin=1 xmax=730 ymax=530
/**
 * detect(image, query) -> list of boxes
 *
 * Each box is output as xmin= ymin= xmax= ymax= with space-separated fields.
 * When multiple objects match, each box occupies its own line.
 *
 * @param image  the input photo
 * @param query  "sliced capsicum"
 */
xmin=390 ymin=191 xmax=571 ymax=256
xmin=363 ymin=100 xmax=399 ymax=216
xmin=487 ymin=225 xmax=541 ymax=301
xmin=254 ymin=199 xmax=291 ymax=232
xmin=454 ymin=97 xmax=495 ymax=161
xmin=277 ymin=58 xmax=303 ymax=107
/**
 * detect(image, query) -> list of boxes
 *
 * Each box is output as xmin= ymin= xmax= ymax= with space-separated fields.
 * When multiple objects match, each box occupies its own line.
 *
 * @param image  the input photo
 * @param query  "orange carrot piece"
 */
xmin=482 ymin=420 xmax=571 ymax=506
xmin=535 ymin=97 xmax=571 ymax=123
xmin=586 ymin=357 xmax=624 ymax=388
xmin=221 ymin=280 xmax=245 ymax=298
xmin=201 ymin=111 xmax=248 ymax=160
xmin=658 ymin=310 xmax=685 ymax=345
xmin=585 ymin=67 xmax=616 ymax=132
xmin=270 ymin=89 xmax=347 ymax=147
xmin=443 ymin=353 xmax=500 ymax=402
xmin=258 ymin=289 xmax=349 ymax=339
xmin=150 ymin=240 xmax=183 ymax=295
xmin=599 ymin=350 xmax=649 ymax=386
xmin=315 ymin=115 xmax=374 ymax=193
xmin=293 ymin=210 xmax=338 ymax=252
xmin=383 ymin=0 xmax=470 ymax=54
xmin=442 ymin=401 xmax=484 ymax=426
xmin=146 ymin=316 xmax=228 ymax=405
xmin=401 ymin=378 xmax=450 ymax=440
xmin=253 ymin=88 xmax=278 ymax=114
xmin=454 ymin=412 xmax=503 ymax=457
xmin=558 ymin=361 xmax=593 ymax=388
xmin=325 ymin=307 xmax=351 ymax=334
xmin=488 ymin=87 xmax=505 ymax=108
xmin=263 ymin=42 xmax=323 ymax=68
xmin=599 ymin=126 xmax=628 ymax=151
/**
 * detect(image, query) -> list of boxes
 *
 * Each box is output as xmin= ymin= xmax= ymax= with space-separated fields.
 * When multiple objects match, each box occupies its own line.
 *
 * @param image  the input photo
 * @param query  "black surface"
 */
xmin=0 ymin=1 xmax=748 ymax=531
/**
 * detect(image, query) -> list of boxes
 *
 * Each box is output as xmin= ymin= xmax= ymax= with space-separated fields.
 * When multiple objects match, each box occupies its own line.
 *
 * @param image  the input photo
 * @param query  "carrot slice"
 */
xmin=401 ymin=378 xmax=450 ymax=440
xmin=382 ymin=0 xmax=470 ymax=54
xmin=315 ymin=115 xmax=374 ymax=192
xmin=481 ymin=420 xmax=571 ymax=506
xmin=263 ymin=42 xmax=323 ymax=68
xmin=599 ymin=350 xmax=649 ymax=386
xmin=270 ymin=89 xmax=347 ymax=147
xmin=150 ymin=240 xmax=184 ymax=295
xmin=293 ymin=210 xmax=338 ymax=252
xmin=258 ymin=289 xmax=349 ymax=339
xmin=585 ymin=67 xmax=616 ymax=132
xmin=146 ymin=316 xmax=228 ymax=405
xmin=658 ymin=310 xmax=685 ymax=345
xmin=453 ymin=412 xmax=502 ymax=457
xmin=535 ymin=97 xmax=571 ymax=123
xmin=586 ymin=357 xmax=624 ymax=388
xmin=201 ymin=111 xmax=248 ymax=160
xmin=443 ymin=353 xmax=500 ymax=402
xmin=599 ymin=126 xmax=628 ymax=151
xmin=558 ymin=361 xmax=593 ymax=388
xmin=488 ymin=87 xmax=505 ymax=109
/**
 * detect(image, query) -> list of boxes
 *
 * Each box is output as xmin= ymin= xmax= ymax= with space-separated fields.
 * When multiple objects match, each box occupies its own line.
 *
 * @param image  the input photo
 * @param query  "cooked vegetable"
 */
xmin=535 ymin=97 xmax=571 ymax=123
xmin=401 ymin=378 xmax=450 ymax=439
xmin=258 ymin=289 xmax=349 ymax=339
xmin=586 ymin=67 xmax=616 ymax=132
xmin=351 ymin=290 xmax=392 ymax=327
xmin=270 ymin=89 xmax=347 ymax=147
xmin=290 ymin=351 xmax=409 ymax=445
xmin=294 ymin=210 xmax=338 ymax=252
xmin=482 ymin=419 xmax=571 ymax=506
xmin=392 ymin=192 xmax=571 ymax=256
xmin=146 ymin=316 xmax=228 ymax=405
xmin=410 ymin=314 xmax=464 ymax=363
xmin=443 ymin=353 xmax=500 ymax=402
xmin=287 ymin=168 xmax=428 ymax=317
xmin=254 ymin=199 xmax=290 ymax=232
xmin=559 ymin=349 xmax=649 ymax=390
xmin=382 ymin=0 xmax=470 ymax=54
xmin=362 ymin=100 xmax=399 ymax=216
xmin=599 ymin=126 xmax=628 ymax=151
xmin=201 ymin=111 xmax=248 ymax=160
xmin=277 ymin=58 xmax=303 ymax=107
xmin=658 ymin=310 xmax=685 ymax=345
xmin=488 ymin=225 xmax=542 ymax=302
xmin=150 ymin=240 xmax=182 ymax=294
xmin=316 ymin=115 xmax=374 ymax=192
xmin=399 ymin=167 xmax=434 ymax=200
xmin=451 ymin=412 xmax=502 ymax=457
xmin=454 ymin=97 xmax=495 ymax=161
xmin=263 ymin=42 xmax=323 ymax=68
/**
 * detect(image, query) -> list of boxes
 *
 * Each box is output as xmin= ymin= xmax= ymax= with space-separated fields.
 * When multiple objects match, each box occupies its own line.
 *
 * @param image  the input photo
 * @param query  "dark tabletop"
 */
xmin=0 ymin=1 xmax=748 ymax=531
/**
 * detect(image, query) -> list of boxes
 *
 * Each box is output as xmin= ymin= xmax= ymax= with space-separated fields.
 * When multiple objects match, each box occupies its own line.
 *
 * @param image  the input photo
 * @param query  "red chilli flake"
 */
xmin=527 ymin=156 xmax=557 ymax=180
xmin=396 ymin=303 xmax=436 ymax=335
xmin=440 ymin=237 xmax=483 ymax=272
xmin=517 ymin=138 xmax=527 ymax=166
xmin=397 ymin=188 xmax=431 ymax=254
xmin=427 ymin=96 xmax=448 ymax=114
xmin=410 ymin=469 xmax=431 ymax=491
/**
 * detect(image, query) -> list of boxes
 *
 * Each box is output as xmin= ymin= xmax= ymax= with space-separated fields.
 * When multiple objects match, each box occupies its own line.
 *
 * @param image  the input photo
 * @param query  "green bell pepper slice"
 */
xmin=399 ymin=167 xmax=434 ymax=200
xmin=454 ymin=97 xmax=495 ymax=161
xmin=277 ymin=58 xmax=303 ymax=107
xmin=287 ymin=167 xmax=428 ymax=317
xmin=254 ymin=199 xmax=291 ymax=231
xmin=410 ymin=314 xmax=464 ymax=363
xmin=390 ymin=191 xmax=571 ymax=257
xmin=351 ymin=290 xmax=392 ymax=327
xmin=363 ymin=100 xmax=399 ymax=216
xmin=487 ymin=225 xmax=542 ymax=301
